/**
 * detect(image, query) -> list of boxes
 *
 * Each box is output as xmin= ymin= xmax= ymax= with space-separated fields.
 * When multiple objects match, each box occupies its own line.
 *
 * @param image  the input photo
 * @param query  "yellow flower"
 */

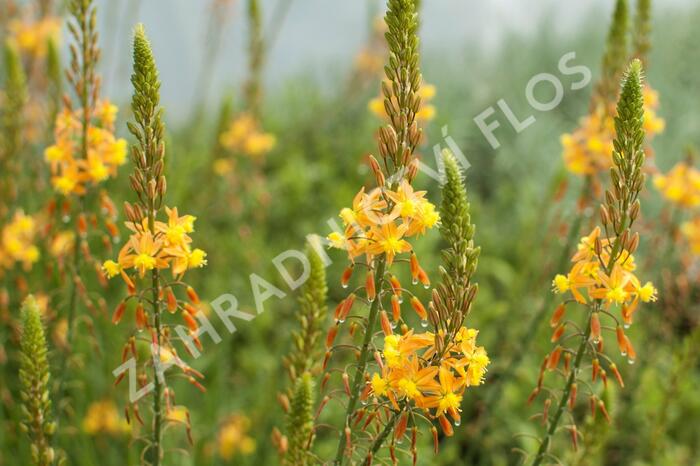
xmin=369 ymin=80 xmax=437 ymax=122
xmin=371 ymin=372 xmax=389 ymax=397
xmin=102 ymin=260 xmax=122 ymax=279
xmin=82 ymin=400 xmax=130 ymax=435
xmin=653 ymin=161 xmax=700 ymax=208
xmin=217 ymin=415 xmax=256 ymax=459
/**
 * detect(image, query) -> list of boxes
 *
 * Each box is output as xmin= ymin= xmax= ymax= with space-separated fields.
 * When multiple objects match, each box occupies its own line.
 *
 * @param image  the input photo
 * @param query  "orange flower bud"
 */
xmin=550 ymin=304 xmax=566 ymax=328
xmin=616 ymin=326 xmax=627 ymax=355
xmin=341 ymin=265 xmax=354 ymax=288
xmin=326 ymin=325 xmax=338 ymax=348
xmin=410 ymin=253 xmax=420 ymax=284
xmin=342 ymin=372 xmax=351 ymax=396
xmin=135 ymin=304 xmax=147 ymax=329
xmin=77 ymin=213 xmax=88 ymax=237
xmin=547 ymin=346 xmax=562 ymax=371
xmin=380 ymin=310 xmax=392 ymax=336
xmin=366 ymin=272 xmax=376 ymax=302
xmin=389 ymin=275 xmax=402 ymax=297
xmin=338 ymin=294 xmax=356 ymax=322
xmin=186 ymin=286 xmax=200 ymax=304
xmin=417 ymin=266 xmax=430 ymax=288
xmin=390 ymin=294 xmax=401 ymax=322
xmin=183 ymin=312 xmax=198 ymax=332
xmin=590 ymin=312 xmax=601 ymax=342
xmin=592 ymin=358 xmax=600 ymax=382
xmin=569 ymin=383 xmax=577 ymax=410
xmin=432 ymin=426 xmax=439 ymax=454
xmin=551 ymin=323 xmax=566 ymax=342
xmin=438 ymin=415 xmax=453 ymax=437
xmin=610 ymin=363 xmax=625 ymax=387
xmin=112 ymin=302 xmax=126 ymax=325
xmin=184 ymin=303 xmax=198 ymax=315
xmin=395 ymin=411 xmax=409 ymax=440
xmin=166 ymin=289 xmax=178 ymax=313
xmin=410 ymin=296 xmax=427 ymax=321
xmin=598 ymin=400 xmax=611 ymax=424
xmin=625 ymin=336 xmax=636 ymax=363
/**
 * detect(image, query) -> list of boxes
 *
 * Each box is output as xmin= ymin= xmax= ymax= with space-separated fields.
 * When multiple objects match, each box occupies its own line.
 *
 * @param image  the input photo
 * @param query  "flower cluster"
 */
xmin=369 ymin=80 xmax=436 ymax=122
xmin=562 ymin=86 xmax=664 ymax=175
xmin=327 ymin=180 xmax=440 ymax=265
xmin=102 ymin=207 xmax=207 ymax=287
xmin=368 ymin=327 xmax=489 ymax=430
xmin=82 ymin=400 xmax=131 ymax=435
xmin=216 ymin=414 xmax=256 ymax=460
xmin=553 ymin=227 xmax=657 ymax=327
xmin=219 ymin=113 xmax=276 ymax=160
xmin=44 ymin=102 xmax=127 ymax=196
xmin=8 ymin=17 xmax=61 ymax=58
xmin=0 ymin=211 xmax=40 ymax=272
xmin=654 ymin=161 xmax=700 ymax=208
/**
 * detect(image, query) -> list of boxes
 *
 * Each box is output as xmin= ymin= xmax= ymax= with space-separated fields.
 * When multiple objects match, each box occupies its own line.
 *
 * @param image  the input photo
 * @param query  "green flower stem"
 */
xmin=363 ymin=408 xmax=401 ymax=466
xmin=333 ymin=258 xmax=387 ymax=466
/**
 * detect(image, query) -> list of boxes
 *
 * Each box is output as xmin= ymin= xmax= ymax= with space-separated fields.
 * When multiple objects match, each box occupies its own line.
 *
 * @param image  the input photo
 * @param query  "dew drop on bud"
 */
xmin=420 ymin=319 xmax=428 ymax=328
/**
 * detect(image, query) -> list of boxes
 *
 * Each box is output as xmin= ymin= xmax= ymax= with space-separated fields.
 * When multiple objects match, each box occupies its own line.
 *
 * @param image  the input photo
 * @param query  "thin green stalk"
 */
xmin=363 ymin=409 xmax=400 ymax=466
xmin=532 ymin=314 xmax=593 ymax=466
xmin=333 ymin=258 xmax=386 ymax=466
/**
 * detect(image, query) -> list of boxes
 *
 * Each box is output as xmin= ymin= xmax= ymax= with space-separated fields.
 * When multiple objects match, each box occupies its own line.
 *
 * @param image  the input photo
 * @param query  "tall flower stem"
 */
xmin=333 ymin=258 xmax=386 ymax=465
xmin=363 ymin=409 xmax=401 ymax=465
xmin=149 ymin=216 xmax=162 ymax=466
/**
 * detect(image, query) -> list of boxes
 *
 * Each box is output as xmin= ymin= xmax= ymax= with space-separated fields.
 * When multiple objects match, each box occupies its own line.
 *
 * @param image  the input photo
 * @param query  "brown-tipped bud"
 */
xmin=550 ymin=304 xmax=566 ymax=327
xmin=594 ymin=237 xmax=603 ymax=256
xmin=629 ymin=199 xmax=641 ymax=221
xmin=112 ymin=302 xmax=126 ymax=324
xmin=391 ymin=295 xmax=401 ymax=322
xmin=627 ymin=232 xmax=640 ymax=253
xmin=366 ymin=272 xmax=376 ymax=302
xmin=410 ymin=297 xmax=427 ymax=321
xmin=407 ymin=159 xmax=419 ymax=182
xmin=569 ymin=383 xmax=578 ymax=410
xmin=277 ymin=393 xmax=290 ymax=413
xmin=551 ymin=323 xmax=566 ymax=343
xmin=592 ymin=358 xmax=600 ymax=382
xmin=341 ymin=265 xmax=354 ymax=288
xmin=432 ymin=426 xmax=439 ymax=454
xmin=590 ymin=312 xmax=601 ymax=342
xmin=325 ymin=325 xmax=338 ymax=348
xmin=368 ymin=155 xmax=385 ymax=187
xmin=600 ymin=204 xmax=610 ymax=226
xmin=380 ymin=311 xmax=392 ymax=336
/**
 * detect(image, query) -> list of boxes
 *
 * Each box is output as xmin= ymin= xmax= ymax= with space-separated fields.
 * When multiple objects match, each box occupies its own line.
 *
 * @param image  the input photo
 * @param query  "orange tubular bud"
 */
xmin=380 ymin=311 xmax=392 ymax=336
xmin=550 ymin=304 xmax=566 ymax=327
xmin=186 ymin=286 xmax=200 ymax=304
xmin=592 ymin=358 xmax=600 ymax=382
xmin=410 ymin=296 xmax=427 ymax=321
xmin=625 ymin=336 xmax=636 ymax=362
xmin=341 ymin=265 xmax=354 ymax=288
xmin=315 ymin=396 xmax=330 ymax=420
xmin=389 ymin=275 xmax=402 ymax=298
xmin=135 ymin=304 xmax=147 ymax=329
xmin=391 ymin=295 xmax=401 ymax=322
xmin=105 ymin=220 xmax=119 ymax=238
xmin=569 ymin=383 xmax=578 ymax=410
xmin=600 ymin=369 xmax=608 ymax=388
xmin=598 ymin=400 xmax=611 ymax=424
xmin=563 ymin=352 xmax=571 ymax=373
xmin=366 ymin=272 xmax=376 ymax=302
xmin=320 ymin=372 xmax=331 ymax=392
xmin=569 ymin=426 xmax=578 ymax=451
xmin=547 ymin=346 xmax=562 ymax=371
xmin=417 ymin=267 xmax=430 ymax=288
xmin=166 ymin=289 xmax=178 ymax=313
xmin=322 ymin=351 xmax=331 ymax=371
xmin=551 ymin=323 xmax=566 ymax=342
xmin=77 ymin=214 xmax=88 ymax=237
xmin=438 ymin=415 xmax=454 ymax=437
xmin=338 ymin=294 xmax=356 ymax=322
xmin=610 ymin=363 xmax=625 ymax=387
xmin=395 ymin=411 xmax=409 ymax=441
xmin=543 ymin=398 xmax=551 ymax=425
xmin=590 ymin=396 xmax=597 ymax=417
xmin=590 ymin=312 xmax=601 ymax=342
xmin=432 ymin=426 xmax=439 ymax=454
xmin=333 ymin=300 xmax=344 ymax=320
xmin=112 ymin=302 xmax=126 ymax=324
xmin=410 ymin=253 xmax=420 ymax=284
xmin=616 ymin=326 xmax=627 ymax=355
xmin=183 ymin=312 xmax=198 ymax=332
xmin=622 ymin=304 xmax=634 ymax=326
xmin=325 ymin=325 xmax=339 ymax=348
xmin=342 ymin=372 xmax=351 ymax=396
xmin=527 ymin=387 xmax=540 ymax=405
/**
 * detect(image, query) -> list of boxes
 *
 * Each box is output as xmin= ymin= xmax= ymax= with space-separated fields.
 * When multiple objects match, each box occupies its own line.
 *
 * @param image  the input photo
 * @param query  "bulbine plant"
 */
xmin=45 ymin=0 xmax=127 ymax=404
xmin=19 ymin=295 xmax=61 ymax=466
xmin=103 ymin=25 xmax=207 ymax=466
xmin=528 ymin=60 xmax=657 ymax=465
xmin=315 ymin=1 xmax=488 ymax=464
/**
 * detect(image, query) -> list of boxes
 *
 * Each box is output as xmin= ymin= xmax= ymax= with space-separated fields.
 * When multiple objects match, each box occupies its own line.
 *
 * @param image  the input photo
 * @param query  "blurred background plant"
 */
xmin=1 ymin=0 xmax=699 ymax=465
